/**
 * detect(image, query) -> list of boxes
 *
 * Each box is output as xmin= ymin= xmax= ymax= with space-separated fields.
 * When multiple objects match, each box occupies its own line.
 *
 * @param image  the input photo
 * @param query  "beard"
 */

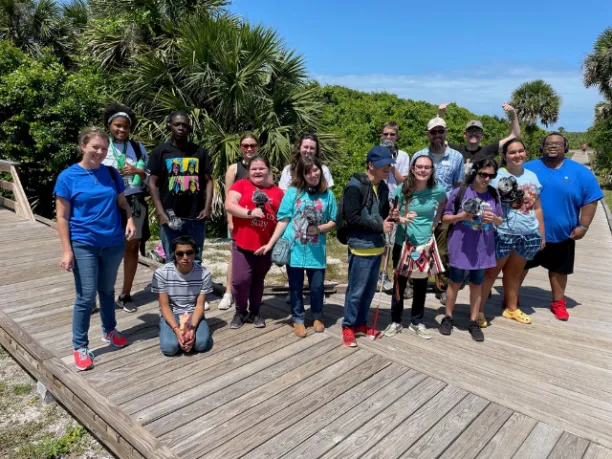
xmin=429 ymin=138 xmax=446 ymax=154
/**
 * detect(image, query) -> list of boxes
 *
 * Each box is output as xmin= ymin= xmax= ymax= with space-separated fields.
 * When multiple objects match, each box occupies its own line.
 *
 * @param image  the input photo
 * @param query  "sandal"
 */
xmin=502 ymin=308 xmax=532 ymax=324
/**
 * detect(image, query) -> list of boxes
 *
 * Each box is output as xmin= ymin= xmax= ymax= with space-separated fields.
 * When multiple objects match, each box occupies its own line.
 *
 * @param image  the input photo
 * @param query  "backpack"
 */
xmin=452 ymin=183 xmax=499 ymax=214
xmin=336 ymin=181 xmax=370 ymax=245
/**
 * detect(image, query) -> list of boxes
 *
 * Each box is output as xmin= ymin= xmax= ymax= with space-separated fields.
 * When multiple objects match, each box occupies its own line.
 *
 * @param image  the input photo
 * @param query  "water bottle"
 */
xmin=131 ymin=159 xmax=146 ymax=186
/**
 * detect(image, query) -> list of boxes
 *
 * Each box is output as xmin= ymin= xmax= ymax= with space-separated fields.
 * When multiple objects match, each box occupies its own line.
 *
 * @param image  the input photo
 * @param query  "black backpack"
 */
xmin=336 ymin=181 xmax=370 ymax=245
xmin=452 ymin=183 xmax=499 ymax=214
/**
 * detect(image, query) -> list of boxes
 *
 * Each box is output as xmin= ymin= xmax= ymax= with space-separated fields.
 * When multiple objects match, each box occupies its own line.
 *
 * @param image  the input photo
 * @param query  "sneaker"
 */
xmin=379 ymin=272 xmax=393 ymax=291
xmin=468 ymin=321 xmax=485 ymax=342
xmin=436 ymin=291 xmax=447 ymax=306
xmin=383 ymin=322 xmax=403 ymax=337
xmin=342 ymin=327 xmax=357 ymax=347
xmin=322 ymin=295 xmax=327 ymax=304
xmin=218 ymin=293 xmax=233 ymax=310
xmin=403 ymin=286 xmax=414 ymax=299
xmin=355 ymin=324 xmax=381 ymax=340
xmin=116 ymin=294 xmax=137 ymax=313
xmin=101 ymin=329 xmax=128 ymax=348
xmin=551 ymin=299 xmax=569 ymax=321
xmin=251 ymin=314 xmax=266 ymax=328
xmin=230 ymin=312 xmax=247 ymax=329
xmin=439 ymin=316 xmax=453 ymax=335
xmin=73 ymin=348 xmax=94 ymax=371
xmin=313 ymin=319 xmax=325 ymax=333
xmin=294 ymin=323 xmax=307 ymax=338
xmin=204 ymin=301 xmax=211 ymax=311
xmin=502 ymin=308 xmax=532 ymax=324
xmin=409 ymin=323 xmax=432 ymax=340
xmin=477 ymin=312 xmax=488 ymax=328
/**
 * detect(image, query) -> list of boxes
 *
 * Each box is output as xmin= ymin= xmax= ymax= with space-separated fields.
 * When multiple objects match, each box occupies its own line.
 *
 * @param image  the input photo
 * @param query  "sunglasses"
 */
xmin=429 ymin=129 xmax=446 ymax=135
xmin=175 ymin=250 xmax=195 ymax=257
xmin=477 ymin=172 xmax=497 ymax=179
xmin=382 ymin=132 xmax=397 ymax=137
xmin=241 ymin=143 xmax=257 ymax=149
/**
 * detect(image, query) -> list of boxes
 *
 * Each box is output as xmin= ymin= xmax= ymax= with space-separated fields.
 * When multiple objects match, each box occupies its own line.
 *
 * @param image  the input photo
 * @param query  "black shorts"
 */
xmin=392 ymin=244 xmax=402 ymax=269
xmin=524 ymin=238 xmax=575 ymax=274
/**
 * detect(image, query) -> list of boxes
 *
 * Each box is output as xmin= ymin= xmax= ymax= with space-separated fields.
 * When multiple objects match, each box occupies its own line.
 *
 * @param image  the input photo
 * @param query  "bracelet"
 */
xmin=578 ymin=224 xmax=589 ymax=231
xmin=172 ymin=325 xmax=179 ymax=331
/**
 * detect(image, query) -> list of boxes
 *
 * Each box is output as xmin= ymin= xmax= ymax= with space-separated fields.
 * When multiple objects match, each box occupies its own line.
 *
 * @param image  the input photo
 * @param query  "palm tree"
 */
xmin=510 ymin=80 xmax=561 ymax=128
xmin=583 ymin=27 xmax=612 ymax=102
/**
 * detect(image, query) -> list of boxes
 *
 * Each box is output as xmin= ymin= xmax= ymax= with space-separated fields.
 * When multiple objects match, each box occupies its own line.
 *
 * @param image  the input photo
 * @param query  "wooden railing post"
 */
xmin=0 ymin=159 xmax=35 ymax=221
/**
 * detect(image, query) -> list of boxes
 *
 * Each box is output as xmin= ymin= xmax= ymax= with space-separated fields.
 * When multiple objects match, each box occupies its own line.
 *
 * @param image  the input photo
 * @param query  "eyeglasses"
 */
xmin=175 ymin=250 xmax=195 ymax=257
xmin=466 ymin=128 xmax=483 ymax=134
xmin=382 ymin=132 xmax=397 ymax=137
xmin=414 ymin=165 xmax=433 ymax=170
xmin=429 ymin=129 xmax=446 ymax=135
xmin=477 ymin=172 xmax=497 ymax=179
xmin=241 ymin=143 xmax=257 ymax=149
xmin=544 ymin=142 xmax=564 ymax=148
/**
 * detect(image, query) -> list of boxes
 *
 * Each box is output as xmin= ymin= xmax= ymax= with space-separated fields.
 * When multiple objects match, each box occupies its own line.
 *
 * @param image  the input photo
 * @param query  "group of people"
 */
xmin=54 ymin=101 xmax=603 ymax=371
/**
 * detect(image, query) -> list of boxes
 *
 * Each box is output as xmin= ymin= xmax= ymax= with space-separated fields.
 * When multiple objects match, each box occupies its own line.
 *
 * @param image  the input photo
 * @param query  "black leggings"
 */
xmin=391 ymin=276 xmax=428 ymax=325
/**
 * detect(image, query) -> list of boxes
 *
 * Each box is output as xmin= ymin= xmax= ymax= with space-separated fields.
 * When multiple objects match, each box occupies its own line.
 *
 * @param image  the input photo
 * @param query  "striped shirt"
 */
xmin=412 ymin=146 xmax=465 ymax=196
xmin=151 ymin=262 xmax=213 ymax=314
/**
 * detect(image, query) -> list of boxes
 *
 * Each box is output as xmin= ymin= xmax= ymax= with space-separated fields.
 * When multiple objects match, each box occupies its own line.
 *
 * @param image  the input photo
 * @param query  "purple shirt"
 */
xmin=444 ymin=186 xmax=502 ymax=270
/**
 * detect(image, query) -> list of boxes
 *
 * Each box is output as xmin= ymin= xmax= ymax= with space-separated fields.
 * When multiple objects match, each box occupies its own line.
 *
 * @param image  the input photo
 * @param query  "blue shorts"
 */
xmin=449 ymin=267 xmax=485 ymax=286
xmin=495 ymin=232 xmax=542 ymax=261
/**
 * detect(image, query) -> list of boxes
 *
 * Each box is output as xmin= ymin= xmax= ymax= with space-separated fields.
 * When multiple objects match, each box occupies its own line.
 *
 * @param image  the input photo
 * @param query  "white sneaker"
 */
xmin=218 ymin=293 xmax=233 ymax=310
xmin=409 ymin=322 xmax=432 ymax=340
xmin=204 ymin=301 xmax=211 ymax=311
xmin=383 ymin=322 xmax=402 ymax=337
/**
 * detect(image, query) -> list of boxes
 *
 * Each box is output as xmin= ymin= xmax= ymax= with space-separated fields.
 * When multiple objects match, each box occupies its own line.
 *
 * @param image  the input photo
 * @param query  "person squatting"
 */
xmin=55 ymin=104 xmax=603 ymax=371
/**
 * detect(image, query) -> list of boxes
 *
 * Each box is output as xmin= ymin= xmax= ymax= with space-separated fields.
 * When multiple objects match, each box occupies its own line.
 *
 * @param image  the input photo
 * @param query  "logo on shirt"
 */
xmin=165 ymin=158 xmax=200 ymax=195
xmin=293 ymin=198 xmax=324 ymax=245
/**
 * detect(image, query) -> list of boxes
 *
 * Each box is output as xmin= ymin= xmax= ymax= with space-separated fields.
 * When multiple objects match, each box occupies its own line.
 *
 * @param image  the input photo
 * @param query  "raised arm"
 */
xmin=498 ymin=102 xmax=520 ymax=148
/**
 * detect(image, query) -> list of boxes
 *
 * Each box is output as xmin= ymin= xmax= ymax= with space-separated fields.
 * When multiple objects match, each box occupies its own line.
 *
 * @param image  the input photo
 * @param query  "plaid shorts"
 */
xmin=495 ymin=232 xmax=542 ymax=261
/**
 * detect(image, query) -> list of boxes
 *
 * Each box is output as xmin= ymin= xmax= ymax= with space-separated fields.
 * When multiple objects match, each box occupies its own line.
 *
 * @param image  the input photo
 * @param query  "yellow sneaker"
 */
xmin=502 ymin=308 xmax=532 ymax=324
xmin=477 ymin=312 xmax=488 ymax=328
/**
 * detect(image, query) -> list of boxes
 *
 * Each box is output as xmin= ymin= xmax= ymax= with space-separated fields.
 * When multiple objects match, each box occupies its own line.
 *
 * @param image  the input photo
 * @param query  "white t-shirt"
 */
xmin=102 ymin=140 xmax=149 ymax=196
xmin=385 ymin=149 xmax=410 ymax=196
xmin=278 ymin=164 xmax=334 ymax=191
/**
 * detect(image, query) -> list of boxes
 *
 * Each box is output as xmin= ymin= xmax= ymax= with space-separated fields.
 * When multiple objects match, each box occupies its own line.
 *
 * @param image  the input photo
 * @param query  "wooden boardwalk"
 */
xmin=2 ymin=151 xmax=612 ymax=458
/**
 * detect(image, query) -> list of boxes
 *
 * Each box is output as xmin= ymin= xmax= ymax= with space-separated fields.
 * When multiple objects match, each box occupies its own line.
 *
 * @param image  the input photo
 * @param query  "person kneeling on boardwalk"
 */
xmin=440 ymin=159 xmax=502 ymax=342
xmin=152 ymin=236 xmax=214 ymax=356
xmin=257 ymin=157 xmax=337 ymax=338
xmin=341 ymin=145 xmax=397 ymax=347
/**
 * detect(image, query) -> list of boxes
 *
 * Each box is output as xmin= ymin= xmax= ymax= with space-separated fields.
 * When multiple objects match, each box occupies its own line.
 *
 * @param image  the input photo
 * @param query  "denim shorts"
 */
xmin=449 ymin=267 xmax=485 ymax=286
xmin=495 ymin=232 xmax=542 ymax=261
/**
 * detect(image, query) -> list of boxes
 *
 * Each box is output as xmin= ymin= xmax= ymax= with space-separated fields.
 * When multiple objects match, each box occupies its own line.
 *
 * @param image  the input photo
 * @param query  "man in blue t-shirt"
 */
xmin=523 ymin=133 xmax=603 ymax=321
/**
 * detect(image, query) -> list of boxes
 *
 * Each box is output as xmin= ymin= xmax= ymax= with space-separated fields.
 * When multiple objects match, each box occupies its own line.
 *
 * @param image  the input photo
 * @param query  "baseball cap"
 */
xmin=465 ymin=120 xmax=484 ymax=130
xmin=426 ymin=117 xmax=447 ymax=131
xmin=366 ymin=145 xmax=396 ymax=168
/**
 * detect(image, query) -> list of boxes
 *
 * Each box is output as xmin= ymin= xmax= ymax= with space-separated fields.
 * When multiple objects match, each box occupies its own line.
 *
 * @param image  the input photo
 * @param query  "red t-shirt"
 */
xmin=230 ymin=179 xmax=284 ymax=251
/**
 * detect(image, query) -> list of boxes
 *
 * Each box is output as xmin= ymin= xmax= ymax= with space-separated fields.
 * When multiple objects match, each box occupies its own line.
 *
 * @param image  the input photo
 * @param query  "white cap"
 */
xmin=427 ymin=117 xmax=447 ymax=131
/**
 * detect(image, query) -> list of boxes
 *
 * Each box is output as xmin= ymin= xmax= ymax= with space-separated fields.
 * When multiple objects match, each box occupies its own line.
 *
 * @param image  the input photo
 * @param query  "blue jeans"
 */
xmin=159 ymin=314 xmax=213 ymax=356
xmin=287 ymin=266 xmax=325 ymax=324
xmin=449 ymin=267 xmax=485 ymax=286
xmin=342 ymin=252 xmax=382 ymax=328
xmin=160 ymin=219 xmax=206 ymax=262
xmin=71 ymin=240 xmax=126 ymax=350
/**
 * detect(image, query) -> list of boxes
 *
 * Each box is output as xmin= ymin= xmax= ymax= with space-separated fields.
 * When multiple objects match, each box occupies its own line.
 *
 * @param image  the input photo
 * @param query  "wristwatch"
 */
xmin=578 ymin=224 xmax=589 ymax=231
xmin=247 ymin=209 xmax=252 ymax=217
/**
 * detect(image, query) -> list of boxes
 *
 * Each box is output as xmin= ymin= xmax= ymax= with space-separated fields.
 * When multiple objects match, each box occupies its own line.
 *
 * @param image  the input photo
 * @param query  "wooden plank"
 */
xmin=0 ymin=309 xmax=55 ymax=361
xmin=511 ymin=422 xmax=563 ymax=459
xmin=0 ymin=179 xmax=14 ymax=191
xmin=9 ymin=164 xmax=35 ymax=220
xmin=0 ymin=195 xmax=16 ymax=210
xmin=284 ymin=377 xmax=446 ymax=459
xmin=475 ymin=412 xmax=538 ymax=459
xmin=439 ymin=403 xmax=513 ymax=459
xmin=547 ymin=431 xmax=590 ymax=459
xmin=240 ymin=367 xmax=426 ymax=459
xmin=0 ymin=159 xmax=20 ymax=172
xmin=584 ymin=444 xmax=612 ymax=459
xmin=183 ymin=352 xmax=391 ymax=459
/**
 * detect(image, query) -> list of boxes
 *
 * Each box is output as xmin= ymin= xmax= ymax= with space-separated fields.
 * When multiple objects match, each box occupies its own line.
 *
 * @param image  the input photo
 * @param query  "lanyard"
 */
xmin=110 ymin=141 xmax=128 ymax=168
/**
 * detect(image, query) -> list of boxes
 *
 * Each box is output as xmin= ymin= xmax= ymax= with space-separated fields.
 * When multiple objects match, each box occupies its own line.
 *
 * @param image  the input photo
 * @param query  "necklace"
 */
xmin=81 ymin=164 xmax=100 ymax=184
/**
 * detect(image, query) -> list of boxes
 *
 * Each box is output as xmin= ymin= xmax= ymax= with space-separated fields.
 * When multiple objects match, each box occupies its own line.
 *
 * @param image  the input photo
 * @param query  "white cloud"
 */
xmin=313 ymin=67 xmax=602 ymax=131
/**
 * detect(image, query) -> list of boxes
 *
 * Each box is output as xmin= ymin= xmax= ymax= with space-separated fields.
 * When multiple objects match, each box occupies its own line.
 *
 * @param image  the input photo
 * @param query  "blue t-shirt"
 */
xmin=392 ymin=184 xmax=447 ymax=247
xmin=277 ymin=187 xmax=338 ymax=269
xmin=412 ymin=147 xmax=465 ymax=195
xmin=54 ymin=164 xmax=126 ymax=247
xmin=524 ymin=159 xmax=603 ymax=243
xmin=491 ymin=168 xmax=542 ymax=236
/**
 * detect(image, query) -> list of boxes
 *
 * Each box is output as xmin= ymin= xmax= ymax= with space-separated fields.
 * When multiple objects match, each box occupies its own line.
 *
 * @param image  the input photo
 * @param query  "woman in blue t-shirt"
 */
xmin=384 ymin=155 xmax=447 ymax=340
xmin=257 ymin=157 xmax=337 ymax=338
xmin=54 ymin=127 xmax=136 ymax=371
xmin=479 ymin=138 xmax=545 ymax=325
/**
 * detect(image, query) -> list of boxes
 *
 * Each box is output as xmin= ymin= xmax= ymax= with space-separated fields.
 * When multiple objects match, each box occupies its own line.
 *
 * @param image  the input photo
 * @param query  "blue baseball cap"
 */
xmin=366 ymin=145 xmax=396 ymax=168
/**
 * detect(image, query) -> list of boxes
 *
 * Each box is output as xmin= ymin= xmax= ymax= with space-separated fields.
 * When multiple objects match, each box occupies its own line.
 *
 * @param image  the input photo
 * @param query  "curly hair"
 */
xmin=104 ymin=103 xmax=137 ymax=129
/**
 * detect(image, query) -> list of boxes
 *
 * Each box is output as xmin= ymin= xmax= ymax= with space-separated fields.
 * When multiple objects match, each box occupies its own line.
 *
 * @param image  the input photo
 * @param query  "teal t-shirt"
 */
xmin=393 ymin=184 xmax=447 ymax=247
xmin=277 ymin=187 xmax=338 ymax=269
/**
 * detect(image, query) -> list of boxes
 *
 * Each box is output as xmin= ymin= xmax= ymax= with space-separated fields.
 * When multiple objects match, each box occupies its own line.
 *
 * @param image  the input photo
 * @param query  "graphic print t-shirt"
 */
xmin=277 ymin=187 xmax=338 ymax=269
xmin=148 ymin=142 xmax=212 ymax=219
xmin=230 ymin=179 xmax=285 ymax=251
xmin=490 ymin=168 xmax=542 ymax=236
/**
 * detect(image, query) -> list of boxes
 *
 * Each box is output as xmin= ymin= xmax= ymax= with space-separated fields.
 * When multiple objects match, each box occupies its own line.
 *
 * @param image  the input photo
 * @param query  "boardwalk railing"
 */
xmin=0 ymin=159 xmax=35 ymax=221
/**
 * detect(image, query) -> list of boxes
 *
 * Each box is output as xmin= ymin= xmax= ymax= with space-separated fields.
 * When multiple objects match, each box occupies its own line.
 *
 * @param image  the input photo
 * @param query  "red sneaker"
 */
xmin=551 ymin=299 xmax=569 ymax=321
xmin=354 ymin=324 xmax=382 ymax=340
xmin=73 ymin=348 xmax=94 ymax=371
xmin=102 ymin=329 xmax=128 ymax=347
xmin=342 ymin=327 xmax=357 ymax=347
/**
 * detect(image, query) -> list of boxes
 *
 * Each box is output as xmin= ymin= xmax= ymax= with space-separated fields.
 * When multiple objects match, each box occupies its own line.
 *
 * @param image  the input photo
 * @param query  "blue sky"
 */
xmin=229 ymin=0 xmax=609 ymax=131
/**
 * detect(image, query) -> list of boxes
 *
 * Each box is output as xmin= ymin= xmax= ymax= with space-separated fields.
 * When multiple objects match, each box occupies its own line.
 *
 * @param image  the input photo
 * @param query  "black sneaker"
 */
xmin=116 ymin=294 xmax=137 ymax=313
xmin=468 ymin=321 xmax=485 ymax=342
xmin=439 ymin=316 xmax=453 ymax=335
xmin=230 ymin=312 xmax=247 ymax=329
xmin=251 ymin=314 xmax=266 ymax=328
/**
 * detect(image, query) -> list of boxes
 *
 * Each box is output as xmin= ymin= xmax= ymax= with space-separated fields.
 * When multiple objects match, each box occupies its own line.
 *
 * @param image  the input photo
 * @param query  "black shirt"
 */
xmin=450 ymin=142 xmax=500 ymax=169
xmin=148 ymin=141 xmax=212 ymax=219
xmin=235 ymin=160 xmax=248 ymax=181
